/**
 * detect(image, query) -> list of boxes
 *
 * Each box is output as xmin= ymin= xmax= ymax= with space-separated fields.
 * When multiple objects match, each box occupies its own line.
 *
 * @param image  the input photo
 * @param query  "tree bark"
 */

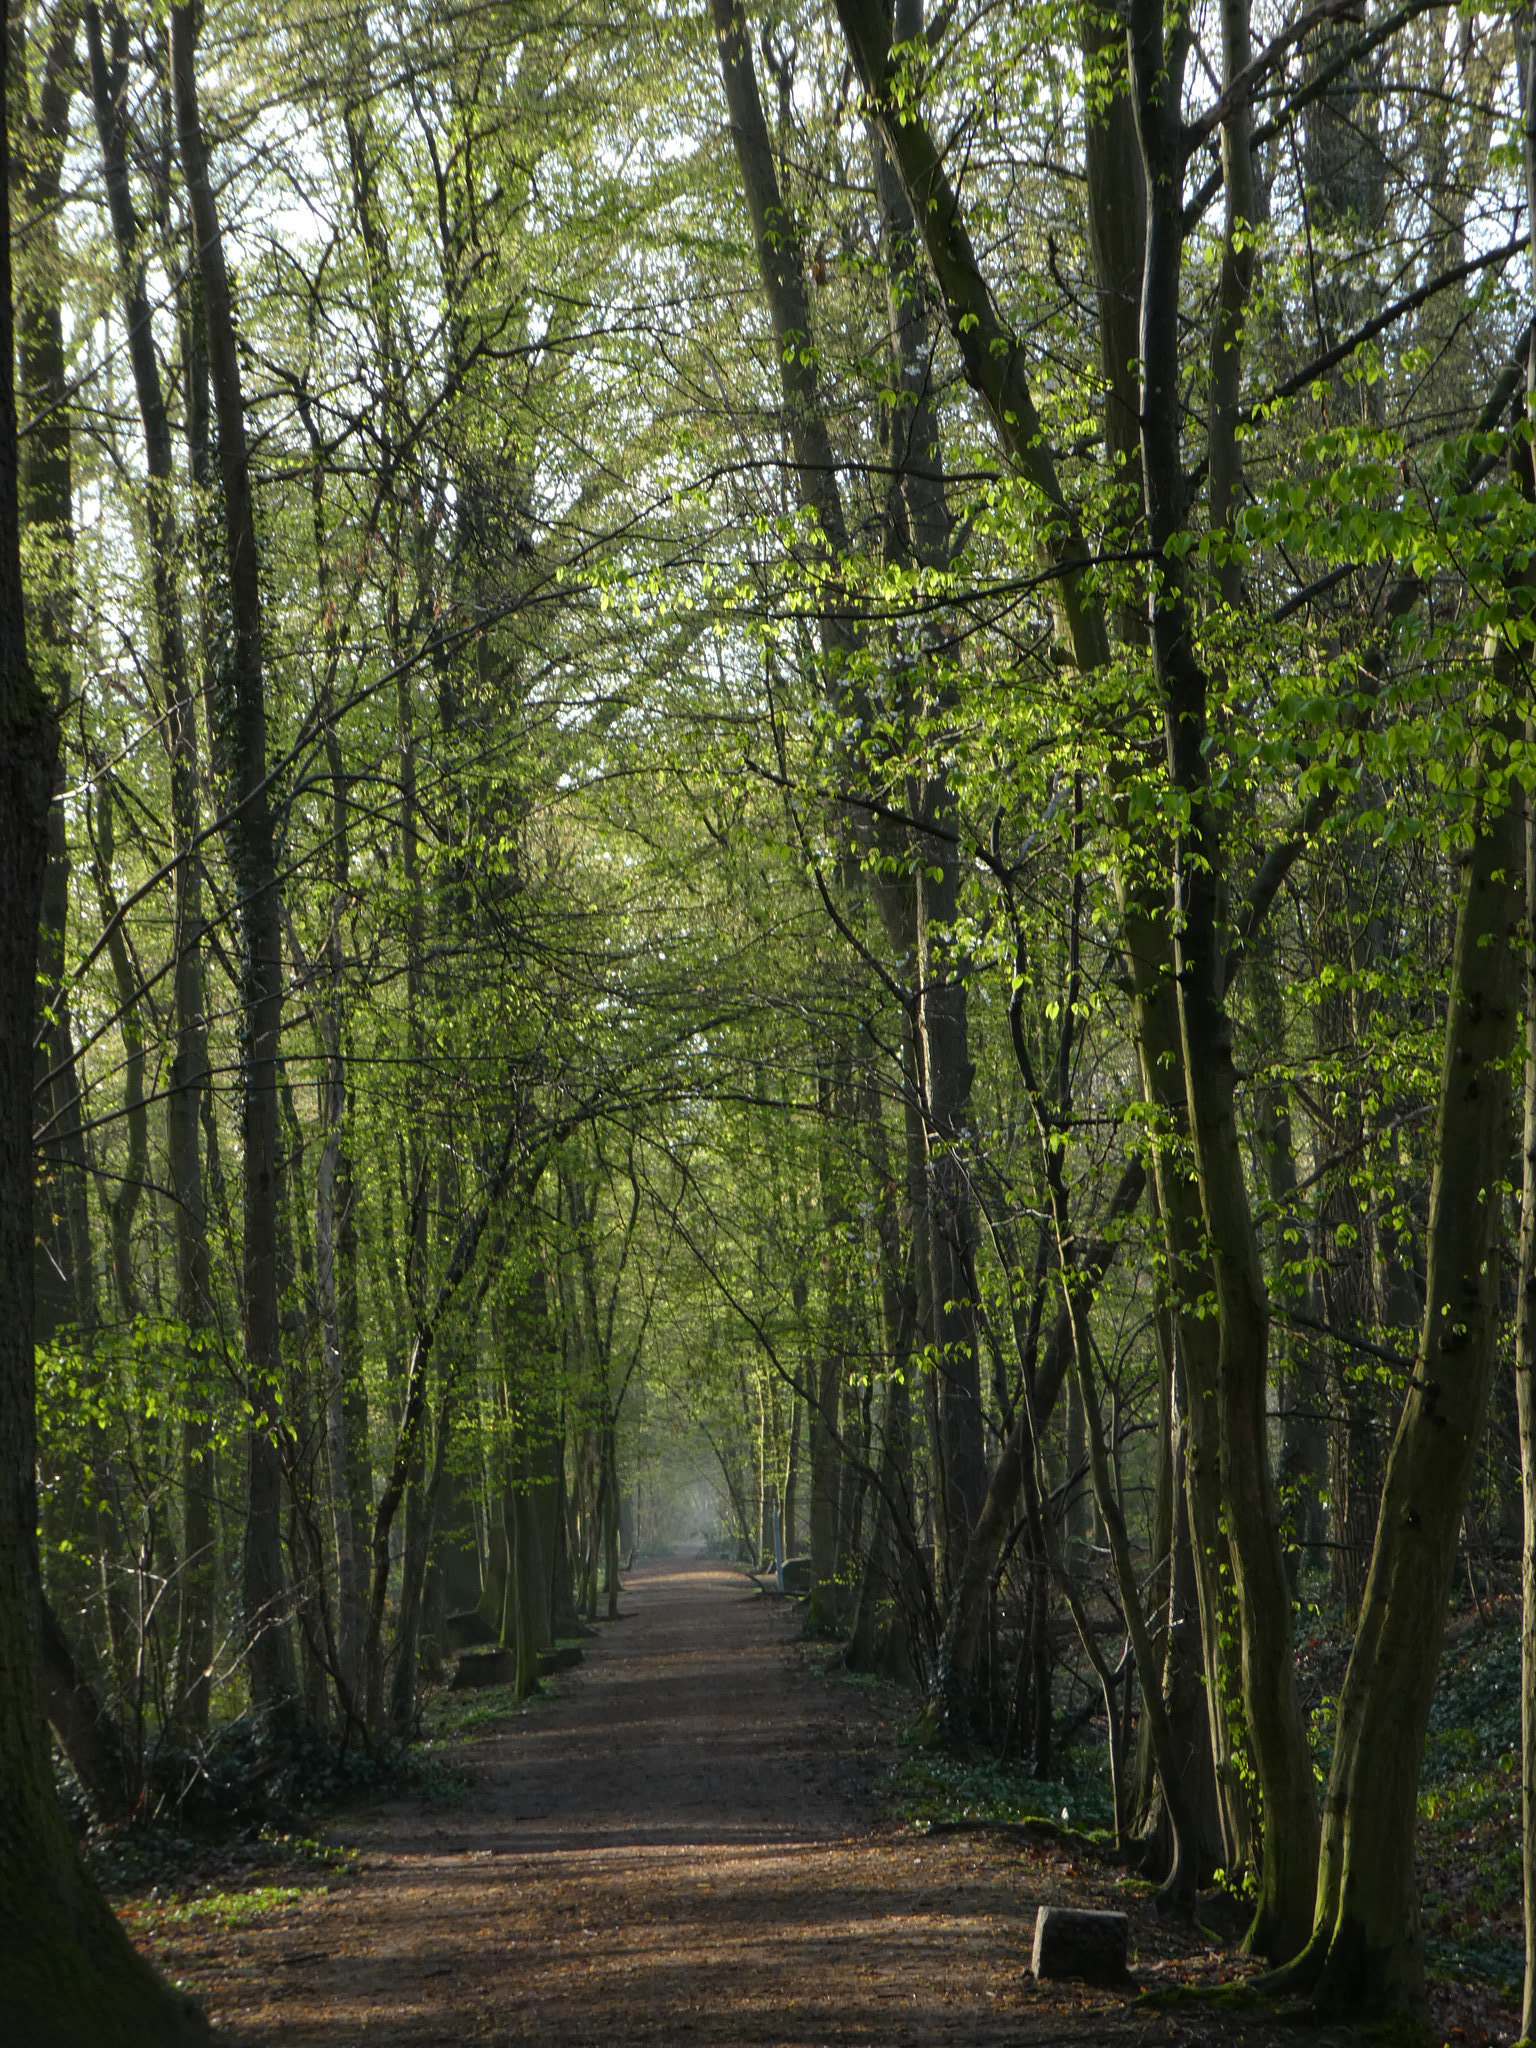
xmin=713 ymin=0 xmax=982 ymax=1593
xmin=87 ymin=780 xmax=147 ymax=1324
xmin=1515 ymin=34 xmax=1536 ymax=2038
xmin=17 ymin=0 xmax=81 ymax=1344
xmin=169 ymin=2 xmax=295 ymax=1713
xmin=39 ymin=1594 xmax=132 ymax=1823
xmin=1128 ymin=0 xmax=1318 ymax=1955
xmin=0 ymin=12 xmax=204 ymax=2025
xmin=809 ymin=1057 xmax=854 ymax=1622
xmin=363 ymin=1125 xmax=520 ymax=1737
xmin=83 ymin=17 xmax=216 ymax=1740
xmin=930 ymin=1154 xmax=1147 ymax=1719
xmin=1288 ymin=719 xmax=1525 ymax=2015
xmin=1519 ymin=712 xmax=1536 ymax=2043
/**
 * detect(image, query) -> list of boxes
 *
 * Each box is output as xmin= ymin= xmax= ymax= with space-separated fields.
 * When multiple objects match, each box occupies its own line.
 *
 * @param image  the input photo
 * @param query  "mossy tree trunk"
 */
xmin=1287 ymin=716 xmax=1525 ymax=2016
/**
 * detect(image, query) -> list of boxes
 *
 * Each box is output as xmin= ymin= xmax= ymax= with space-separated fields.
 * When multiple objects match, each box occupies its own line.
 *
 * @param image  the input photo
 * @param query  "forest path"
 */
xmin=151 ymin=1551 xmax=1355 ymax=2045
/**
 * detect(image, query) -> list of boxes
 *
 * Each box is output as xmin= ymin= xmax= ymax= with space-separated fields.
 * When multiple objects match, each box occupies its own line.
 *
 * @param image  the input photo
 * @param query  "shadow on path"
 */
xmin=142 ymin=1551 xmax=1358 ymax=2046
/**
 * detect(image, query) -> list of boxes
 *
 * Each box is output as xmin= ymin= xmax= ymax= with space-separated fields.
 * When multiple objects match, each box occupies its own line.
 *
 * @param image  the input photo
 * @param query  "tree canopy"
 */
xmin=6 ymin=0 xmax=1536 ymax=2032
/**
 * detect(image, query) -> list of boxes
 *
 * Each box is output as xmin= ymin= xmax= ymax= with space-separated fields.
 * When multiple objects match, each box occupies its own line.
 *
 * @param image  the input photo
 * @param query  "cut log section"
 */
xmin=1029 ymin=1905 xmax=1129 ymax=1984
xmin=450 ymin=1644 xmax=585 ymax=1689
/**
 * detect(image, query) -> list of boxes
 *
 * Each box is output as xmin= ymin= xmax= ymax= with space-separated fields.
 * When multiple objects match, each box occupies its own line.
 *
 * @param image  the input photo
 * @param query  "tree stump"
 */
xmin=447 ymin=1611 xmax=499 ymax=1650
xmin=1029 ymin=1905 xmax=1129 ymax=1984
xmin=450 ymin=1649 xmax=516 ymax=1689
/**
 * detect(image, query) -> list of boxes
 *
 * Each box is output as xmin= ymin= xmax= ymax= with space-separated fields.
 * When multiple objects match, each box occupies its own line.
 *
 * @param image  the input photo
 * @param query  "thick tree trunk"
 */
xmin=1515 ymin=46 xmax=1536 ymax=2041
xmin=0 ymin=16 xmax=203 ymax=2024
xmin=17 ymin=0 xmax=80 ymax=1343
xmin=21 ymin=0 xmax=140 ymax=1716
xmin=508 ymin=1457 xmax=551 ymax=1700
xmin=1290 ymin=727 xmax=1525 ymax=2015
xmin=170 ymin=3 xmax=295 ymax=1713
xmin=1519 ymin=715 xmax=1536 ymax=2044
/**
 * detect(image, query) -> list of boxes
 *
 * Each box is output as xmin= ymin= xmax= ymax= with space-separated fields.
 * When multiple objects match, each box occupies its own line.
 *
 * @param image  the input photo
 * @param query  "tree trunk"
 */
xmin=780 ymin=1391 xmax=800 ymax=1557
xmin=0 ymin=16 xmax=203 ymax=2023
xmin=1291 ymin=722 xmax=1525 ymax=2015
xmin=930 ymin=1158 xmax=1146 ymax=1716
xmin=17 ymin=0 xmax=80 ymax=1344
xmin=39 ymin=1595 xmax=132 ymax=1824
xmin=847 ymin=1059 xmax=920 ymax=1672
xmin=362 ymin=1127 xmax=521 ymax=1738
xmin=170 ymin=2 xmax=294 ymax=1713
xmin=84 ymin=2 xmax=218 ymax=1728
xmin=809 ymin=1057 xmax=854 ymax=1622
xmin=603 ymin=1424 xmax=621 ymax=1619
xmin=87 ymin=781 xmax=147 ymax=1323
xmin=508 ymin=1456 xmax=551 ymax=1700
xmin=318 ymin=1118 xmax=366 ymax=1724
xmin=389 ymin=1415 xmax=439 ymax=1737
xmin=1519 ymin=707 xmax=1536 ymax=2043
xmin=1515 ymin=46 xmax=1536 ymax=2040
xmin=1128 ymin=0 xmax=1318 ymax=1954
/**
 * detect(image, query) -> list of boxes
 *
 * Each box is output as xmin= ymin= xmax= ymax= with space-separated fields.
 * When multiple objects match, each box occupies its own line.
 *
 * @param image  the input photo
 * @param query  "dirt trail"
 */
xmin=145 ymin=1553 xmax=1353 ymax=2045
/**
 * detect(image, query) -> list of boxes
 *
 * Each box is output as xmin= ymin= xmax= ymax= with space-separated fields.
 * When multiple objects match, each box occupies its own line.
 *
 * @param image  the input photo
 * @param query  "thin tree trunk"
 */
xmin=932 ymin=1157 xmax=1147 ymax=1703
xmin=781 ymin=1391 xmax=801 ymax=1557
xmin=809 ymin=1057 xmax=853 ymax=1622
xmin=87 ymin=781 xmax=147 ymax=1324
xmin=362 ymin=1124 xmax=520 ymax=1737
xmin=1128 ymin=0 xmax=1318 ymax=1954
xmin=83 ymin=2 xmax=217 ymax=1726
xmin=317 ymin=1094 xmax=365 ymax=1722
xmin=38 ymin=1594 xmax=131 ymax=1823
xmin=509 ymin=1447 xmax=551 ymax=1699
xmin=603 ymin=1423 xmax=621 ymax=1619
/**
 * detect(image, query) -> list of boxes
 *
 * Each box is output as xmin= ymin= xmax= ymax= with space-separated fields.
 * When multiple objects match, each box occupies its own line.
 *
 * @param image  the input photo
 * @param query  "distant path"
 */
xmin=148 ymin=1552 xmax=1354 ymax=2045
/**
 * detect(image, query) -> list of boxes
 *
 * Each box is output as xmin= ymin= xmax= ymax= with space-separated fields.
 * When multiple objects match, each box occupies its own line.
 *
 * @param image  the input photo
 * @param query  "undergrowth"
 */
xmin=1414 ymin=1593 xmax=1523 ymax=2006
xmin=124 ymin=1884 xmax=306 ymax=1932
xmin=877 ymin=1586 xmax=1528 ymax=2016
xmin=888 ymin=1741 xmax=1116 ymax=1839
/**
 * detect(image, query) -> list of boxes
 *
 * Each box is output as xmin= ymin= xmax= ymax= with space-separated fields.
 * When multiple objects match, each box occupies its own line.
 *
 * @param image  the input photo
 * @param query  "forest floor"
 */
xmin=117 ymin=1550 xmax=1488 ymax=2045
